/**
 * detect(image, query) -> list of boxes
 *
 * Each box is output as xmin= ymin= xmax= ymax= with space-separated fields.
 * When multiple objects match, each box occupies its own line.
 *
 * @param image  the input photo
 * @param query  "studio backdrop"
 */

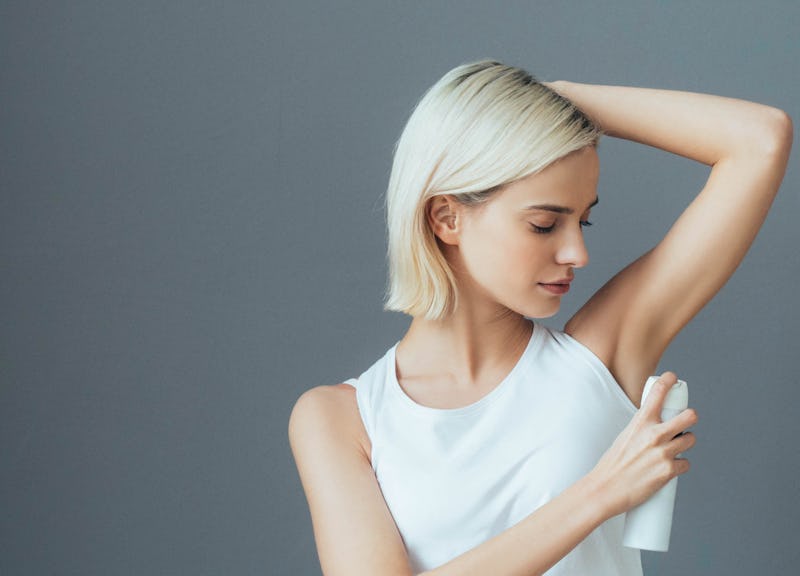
xmin=1 ymin=1 xmax=798 ymax=575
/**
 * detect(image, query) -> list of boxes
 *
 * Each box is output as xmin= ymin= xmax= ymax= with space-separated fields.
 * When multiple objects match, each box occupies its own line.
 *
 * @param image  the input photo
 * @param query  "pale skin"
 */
xmin=289 ymin=82 xmax=793 ymax=575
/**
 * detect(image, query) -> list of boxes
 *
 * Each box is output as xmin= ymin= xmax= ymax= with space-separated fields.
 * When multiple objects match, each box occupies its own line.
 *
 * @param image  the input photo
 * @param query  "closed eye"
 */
xmin=530 ymin=223 xmax=555 ymax=234
xmin=530 ymin=220 xmax=593 ymax=234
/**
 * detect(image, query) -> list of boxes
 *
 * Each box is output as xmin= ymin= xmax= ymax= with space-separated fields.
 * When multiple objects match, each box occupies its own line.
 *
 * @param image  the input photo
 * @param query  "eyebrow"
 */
xmin=523 ymin=196 xmax=599 ymax=214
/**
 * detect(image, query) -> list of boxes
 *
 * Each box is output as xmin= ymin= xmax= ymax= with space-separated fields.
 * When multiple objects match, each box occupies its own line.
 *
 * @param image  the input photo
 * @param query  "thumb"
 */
xmin=641 ymin=372 xmax=678 ymax=420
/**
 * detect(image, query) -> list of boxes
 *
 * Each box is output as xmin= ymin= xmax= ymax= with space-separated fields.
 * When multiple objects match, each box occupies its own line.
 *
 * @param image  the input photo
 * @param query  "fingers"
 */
xmin=641 ymin=372 xmax=678 ymax=417
xmin=652 ymin=407 xmax=698 ymax=446
xmin=673 ymin=457 xmax=691 ymax=477
xmin=664 ymin=407 xmax=698 ymax=435
xmin=665 ymin=431 xmax=696 ymax=458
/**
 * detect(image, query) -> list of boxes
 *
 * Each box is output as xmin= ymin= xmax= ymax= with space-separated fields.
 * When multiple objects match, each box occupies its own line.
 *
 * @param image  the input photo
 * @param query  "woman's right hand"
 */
xmin=290 ymin=374 xmax=699 ymax=576
xmin=589 ymin=372 xmax=698 ymax=518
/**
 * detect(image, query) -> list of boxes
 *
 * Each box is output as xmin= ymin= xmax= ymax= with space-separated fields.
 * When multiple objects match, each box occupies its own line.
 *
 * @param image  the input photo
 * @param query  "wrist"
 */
xmin=577 ymin=469 xmax=618 ymax=522
xmin=543 ymin=79 xmax=567 ymax=93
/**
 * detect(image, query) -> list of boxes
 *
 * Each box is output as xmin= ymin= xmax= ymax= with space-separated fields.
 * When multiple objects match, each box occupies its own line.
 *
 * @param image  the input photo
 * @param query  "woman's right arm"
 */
xmin=288 ymin=384 xmax=413 ymax=574
xmin=289 ymin=374 xmax=697 ymax=576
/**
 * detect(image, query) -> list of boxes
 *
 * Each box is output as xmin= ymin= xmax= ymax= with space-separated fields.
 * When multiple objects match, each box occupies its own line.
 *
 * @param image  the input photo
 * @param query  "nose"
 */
xmin=555 ymin=226 xmax=589 ymax=268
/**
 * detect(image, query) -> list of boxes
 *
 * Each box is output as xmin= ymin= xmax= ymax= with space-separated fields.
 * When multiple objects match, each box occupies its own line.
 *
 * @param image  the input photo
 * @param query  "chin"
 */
xmin=530 ymin=309 xmax=559 ymax=320
xmin=518 ymin=300 xmax=561 ymax=320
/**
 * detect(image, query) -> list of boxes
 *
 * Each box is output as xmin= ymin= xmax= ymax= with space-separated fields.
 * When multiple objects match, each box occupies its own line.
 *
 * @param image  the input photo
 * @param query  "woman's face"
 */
xmin=452 ymin=146 xmax=599 ymax=319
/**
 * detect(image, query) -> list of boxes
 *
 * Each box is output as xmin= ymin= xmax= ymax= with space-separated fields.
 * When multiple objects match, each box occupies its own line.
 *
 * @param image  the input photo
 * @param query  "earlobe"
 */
xmin=427 ymin=195 xmax=461 ymax=245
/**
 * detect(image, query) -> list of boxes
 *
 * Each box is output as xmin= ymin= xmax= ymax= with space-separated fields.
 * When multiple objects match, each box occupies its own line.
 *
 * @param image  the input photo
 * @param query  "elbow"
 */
xmin=754 ymin=107 xmax=793 ymax=159
xmin=766 ymin=108 xmax=793 ymax=155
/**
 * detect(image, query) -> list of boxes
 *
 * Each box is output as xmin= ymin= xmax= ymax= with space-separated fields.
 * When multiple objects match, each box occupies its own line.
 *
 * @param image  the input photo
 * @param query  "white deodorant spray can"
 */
xmin=622 ymin=376 xmax=689 ymax=552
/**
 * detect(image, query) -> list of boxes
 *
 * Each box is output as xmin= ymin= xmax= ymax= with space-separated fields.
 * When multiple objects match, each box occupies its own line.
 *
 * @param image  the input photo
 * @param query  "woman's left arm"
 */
xmin=552 ymin=81 xmax=793 ymax=405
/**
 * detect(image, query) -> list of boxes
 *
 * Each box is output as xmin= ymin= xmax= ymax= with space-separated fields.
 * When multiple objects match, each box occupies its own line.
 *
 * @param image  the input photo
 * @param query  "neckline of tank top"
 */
xmin=386 ymin=321 xmax=544 ymax=418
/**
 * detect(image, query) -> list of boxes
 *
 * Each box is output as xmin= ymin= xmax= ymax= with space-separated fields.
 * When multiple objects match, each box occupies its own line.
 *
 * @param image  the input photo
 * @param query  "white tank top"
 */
xmin=346 ymin=322 xmax=642 ymax=575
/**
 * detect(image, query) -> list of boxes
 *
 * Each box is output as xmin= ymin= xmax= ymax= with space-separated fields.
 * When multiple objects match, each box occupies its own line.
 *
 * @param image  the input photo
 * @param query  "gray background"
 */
xmin=1 ymin=1 xmax=798 ymax=575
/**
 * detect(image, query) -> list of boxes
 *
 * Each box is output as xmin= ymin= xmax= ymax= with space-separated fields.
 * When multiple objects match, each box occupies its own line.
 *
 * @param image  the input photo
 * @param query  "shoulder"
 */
xmin=291 ymin=382 xmax=357 ymax=415
xmin=538 ymin=322 xmax=611 ymax=376
xmin=288 ymin=385 xmax=412 ymax=574
xmin=288 ymin=383 xmax=370 ymax=460
xmin=564 ymin=283 xmax=655 ymax=408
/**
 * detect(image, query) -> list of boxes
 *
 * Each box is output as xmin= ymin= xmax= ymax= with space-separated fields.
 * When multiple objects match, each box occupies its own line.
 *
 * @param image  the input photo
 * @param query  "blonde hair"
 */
xmin=384 ymin=60 xmax=601 ymax=320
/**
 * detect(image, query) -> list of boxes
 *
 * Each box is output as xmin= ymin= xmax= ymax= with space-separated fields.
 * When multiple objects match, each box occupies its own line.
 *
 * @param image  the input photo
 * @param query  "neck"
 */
xmin=398 ymin=304 xmax=533 ymax=389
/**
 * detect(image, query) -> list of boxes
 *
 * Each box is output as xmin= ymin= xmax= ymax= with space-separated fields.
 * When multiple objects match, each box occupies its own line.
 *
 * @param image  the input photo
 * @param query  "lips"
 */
xmin=538 ymin=278 xmax=573 ymax=295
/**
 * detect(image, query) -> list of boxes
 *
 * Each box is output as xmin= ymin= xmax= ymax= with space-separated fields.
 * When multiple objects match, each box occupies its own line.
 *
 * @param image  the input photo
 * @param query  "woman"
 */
xmin=288 ymin=61 xmax=792 ymax=575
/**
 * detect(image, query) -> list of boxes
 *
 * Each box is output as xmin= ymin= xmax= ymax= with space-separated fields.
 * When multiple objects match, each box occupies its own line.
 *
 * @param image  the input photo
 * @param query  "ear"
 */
xmin=426 ymin=195 xmax=463 ymax=246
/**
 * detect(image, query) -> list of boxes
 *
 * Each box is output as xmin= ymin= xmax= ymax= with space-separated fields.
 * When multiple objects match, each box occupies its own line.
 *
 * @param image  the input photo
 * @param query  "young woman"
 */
xmin=289 ymin=61 xmax=792 ymax=575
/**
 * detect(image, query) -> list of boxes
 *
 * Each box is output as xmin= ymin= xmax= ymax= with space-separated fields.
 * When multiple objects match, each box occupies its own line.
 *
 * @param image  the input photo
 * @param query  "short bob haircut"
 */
xmin=384 ymin=59 xmax=601 ymax=320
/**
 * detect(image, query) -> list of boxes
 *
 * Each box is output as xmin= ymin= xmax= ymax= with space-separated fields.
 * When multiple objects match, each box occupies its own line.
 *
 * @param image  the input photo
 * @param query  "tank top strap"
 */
xmin=342 ymin=345 xmax=397 ymax=455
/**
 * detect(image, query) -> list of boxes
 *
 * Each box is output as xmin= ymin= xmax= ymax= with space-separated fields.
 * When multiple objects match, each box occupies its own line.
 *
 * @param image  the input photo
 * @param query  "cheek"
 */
xmin=462 ymin=224 xmax=544 ymax=284
xmin=507 ymin=237 xmax=549 ymax=282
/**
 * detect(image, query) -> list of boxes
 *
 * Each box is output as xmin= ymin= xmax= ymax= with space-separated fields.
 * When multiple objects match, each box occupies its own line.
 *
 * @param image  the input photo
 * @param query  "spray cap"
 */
xmin=642 ymin=376 xmax=689 ymax=411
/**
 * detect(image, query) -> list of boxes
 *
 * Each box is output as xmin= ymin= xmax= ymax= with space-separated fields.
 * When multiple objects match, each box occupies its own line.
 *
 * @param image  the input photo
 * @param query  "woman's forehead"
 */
xmin=501 ymin=147 xmax=599 ymax=208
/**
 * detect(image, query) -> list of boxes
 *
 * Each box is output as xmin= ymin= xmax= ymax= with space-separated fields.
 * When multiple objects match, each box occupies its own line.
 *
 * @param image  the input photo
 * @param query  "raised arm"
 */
xmin=289 ymin=376 xmax=697 ymax=575
xmin=553 ymin=81 xmax=793 ymax=404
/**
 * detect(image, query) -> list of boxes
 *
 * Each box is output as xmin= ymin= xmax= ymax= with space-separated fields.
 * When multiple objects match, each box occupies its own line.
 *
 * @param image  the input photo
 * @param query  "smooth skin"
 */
xmin=289 ymin=82 xmax=793 ymax=576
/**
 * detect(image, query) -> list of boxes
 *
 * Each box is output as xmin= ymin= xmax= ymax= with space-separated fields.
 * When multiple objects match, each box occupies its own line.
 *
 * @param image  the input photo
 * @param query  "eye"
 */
xmin=530 ymin=223 xmax=555 ymax=234
xmin=580 ymin=220 xmax=593 ymax=228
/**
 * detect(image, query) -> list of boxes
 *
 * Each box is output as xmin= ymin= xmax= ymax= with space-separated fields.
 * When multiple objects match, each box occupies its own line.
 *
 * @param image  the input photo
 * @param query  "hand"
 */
xmin=589 ymin=372 xmax=698 ymax=518
xmin=540 ymin=80 xmax=562 ymax=91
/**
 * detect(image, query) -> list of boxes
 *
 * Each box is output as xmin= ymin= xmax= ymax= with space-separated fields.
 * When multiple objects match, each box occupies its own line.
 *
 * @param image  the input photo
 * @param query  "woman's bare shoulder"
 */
xmin=288 ymin=384 xmax=410 ymax=574
xmin=288 ymin=383 xmax=370 ymax=459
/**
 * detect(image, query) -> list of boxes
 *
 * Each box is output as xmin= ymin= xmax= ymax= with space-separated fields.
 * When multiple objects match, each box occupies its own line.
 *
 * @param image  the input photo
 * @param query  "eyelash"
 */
xmin=530 ymin=220 xmax=593 ymax=234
